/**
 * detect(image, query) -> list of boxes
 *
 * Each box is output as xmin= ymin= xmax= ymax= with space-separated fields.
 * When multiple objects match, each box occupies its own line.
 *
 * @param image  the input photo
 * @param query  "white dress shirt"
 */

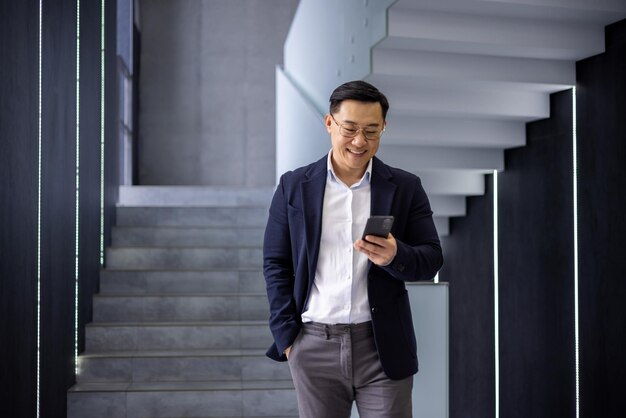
xmin=301 ymin=151 xmax=372 ymax=325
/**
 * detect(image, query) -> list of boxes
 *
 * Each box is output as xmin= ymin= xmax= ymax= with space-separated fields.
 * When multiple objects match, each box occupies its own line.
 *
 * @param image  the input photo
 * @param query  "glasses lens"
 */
xmin=340 ymin=125 xmax=359 ymax=137
xmin=363 ymin=129 xmax=381 ymax=140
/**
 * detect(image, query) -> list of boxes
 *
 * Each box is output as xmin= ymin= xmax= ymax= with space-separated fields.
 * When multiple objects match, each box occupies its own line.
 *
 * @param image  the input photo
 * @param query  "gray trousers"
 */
xmin=287 ymin=321 xmax=413 ymax=418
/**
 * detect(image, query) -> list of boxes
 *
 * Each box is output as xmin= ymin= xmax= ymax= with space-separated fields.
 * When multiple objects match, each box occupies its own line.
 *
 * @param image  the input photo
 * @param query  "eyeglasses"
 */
xmin=330 ymin=115 xmax=385 ymax=141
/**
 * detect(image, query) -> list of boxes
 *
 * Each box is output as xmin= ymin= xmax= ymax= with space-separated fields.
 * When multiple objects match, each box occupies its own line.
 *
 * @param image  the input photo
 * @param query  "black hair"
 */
xmin=329 ymin=80 xmax=389 ymax=120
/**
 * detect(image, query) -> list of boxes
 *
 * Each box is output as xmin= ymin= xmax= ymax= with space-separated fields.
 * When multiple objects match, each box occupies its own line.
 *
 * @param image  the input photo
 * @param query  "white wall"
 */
xmin=275 ymin=67 xmax=328 ymax=179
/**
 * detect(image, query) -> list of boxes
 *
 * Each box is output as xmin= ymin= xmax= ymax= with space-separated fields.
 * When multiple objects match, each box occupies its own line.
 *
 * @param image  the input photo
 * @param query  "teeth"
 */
xmin=349 ymin=149 xmax=366 ymax=155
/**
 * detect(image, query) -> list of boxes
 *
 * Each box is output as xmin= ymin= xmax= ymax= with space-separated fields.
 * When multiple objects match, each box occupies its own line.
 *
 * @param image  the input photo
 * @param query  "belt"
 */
xmin=302 ymin=321 xmax=373 ymax=339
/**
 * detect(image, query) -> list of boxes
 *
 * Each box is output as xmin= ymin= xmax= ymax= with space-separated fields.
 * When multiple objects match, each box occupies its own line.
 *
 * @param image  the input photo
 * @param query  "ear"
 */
xmin=324 ymin=114 xmax=333 ymax=134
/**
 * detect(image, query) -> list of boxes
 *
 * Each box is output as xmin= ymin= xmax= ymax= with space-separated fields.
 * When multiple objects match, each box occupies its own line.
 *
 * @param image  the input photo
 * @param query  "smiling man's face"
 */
xmin=325 ymin=99 xmax=385 ymax=185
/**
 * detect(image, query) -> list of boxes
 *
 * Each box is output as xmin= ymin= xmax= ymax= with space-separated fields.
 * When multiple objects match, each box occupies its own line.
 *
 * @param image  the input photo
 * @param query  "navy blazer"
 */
xmin=263 ymin=155 xmax=443 ymax=380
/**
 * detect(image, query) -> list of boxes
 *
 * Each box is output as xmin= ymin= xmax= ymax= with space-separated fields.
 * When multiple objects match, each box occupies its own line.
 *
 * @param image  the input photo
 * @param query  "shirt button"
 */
xmin=344 ymin=304 xmax=350 ymax=310
xmin=371 ymin=307 xmax=378 ymax=314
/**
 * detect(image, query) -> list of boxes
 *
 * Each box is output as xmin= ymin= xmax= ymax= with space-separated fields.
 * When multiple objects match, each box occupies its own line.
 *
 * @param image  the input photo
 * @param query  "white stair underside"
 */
xmin=384 ymin=7 xmax=605 ymax=60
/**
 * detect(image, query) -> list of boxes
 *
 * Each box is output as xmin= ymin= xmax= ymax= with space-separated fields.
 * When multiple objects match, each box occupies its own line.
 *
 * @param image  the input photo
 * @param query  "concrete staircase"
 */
xmin=67 ymin=187 xmax=298 ymax=418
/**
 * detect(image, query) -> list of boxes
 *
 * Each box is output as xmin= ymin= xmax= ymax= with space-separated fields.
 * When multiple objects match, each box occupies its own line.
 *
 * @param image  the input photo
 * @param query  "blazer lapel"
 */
xmin=300 ymin=157 xmax=327 ymax=287
xmin=370 ymin=157 xmax=396 ymax=217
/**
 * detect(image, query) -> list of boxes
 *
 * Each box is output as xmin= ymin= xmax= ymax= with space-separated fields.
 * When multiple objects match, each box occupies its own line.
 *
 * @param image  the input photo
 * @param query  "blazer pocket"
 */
xmin=287 ymin=203 xmax=304 ymax=231
xmin=287 ymin=203 xmax=303 ymax=219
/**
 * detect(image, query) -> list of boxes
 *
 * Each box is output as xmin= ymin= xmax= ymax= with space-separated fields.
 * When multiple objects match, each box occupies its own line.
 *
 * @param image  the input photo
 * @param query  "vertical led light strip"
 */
xmin=493 ymin=169 xmax=500 ymax=418
xmin=74 ymin=0 xmax=81 ymax=376
xmin=36 ymin=1 xmax=43 ymax=416
xmin=572 ymin=86 xmax=580 ymax=418
xmin=100 ymin=0 xmax=106 ymax=266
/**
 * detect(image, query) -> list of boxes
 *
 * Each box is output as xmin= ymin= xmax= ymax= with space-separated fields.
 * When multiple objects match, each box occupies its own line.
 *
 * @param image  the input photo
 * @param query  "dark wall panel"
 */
xmin=440 ymin=176 xmax=495 ymax=418
xmin=78 ymin=0 xmax=106 ymax=355
xmin=1 ymin=1 xmax=119 ymax=417
xmin=0 ymin=1 xmax=39 ymax=417
xmin=39 ymin=0 xmax=78 ymax=415
xmin=104 ymin=0 xmax=119 ymax=257
xmin=499 ymin=90 xmax=575 ymax=418
xmin=577 ymin=19 xmax=626 ymax=418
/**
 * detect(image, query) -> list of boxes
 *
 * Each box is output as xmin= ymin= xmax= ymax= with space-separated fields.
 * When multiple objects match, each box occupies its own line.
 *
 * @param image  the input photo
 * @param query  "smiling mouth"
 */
xmin=348 ymin=149 xmax=367 ymax=155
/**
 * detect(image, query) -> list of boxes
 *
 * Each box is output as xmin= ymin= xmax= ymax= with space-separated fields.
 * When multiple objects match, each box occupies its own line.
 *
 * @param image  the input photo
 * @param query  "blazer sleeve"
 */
xmin=263 ymin=175 xmax=300 ymax=360
xmin=381 ymin=176 xmax=443 ymax=281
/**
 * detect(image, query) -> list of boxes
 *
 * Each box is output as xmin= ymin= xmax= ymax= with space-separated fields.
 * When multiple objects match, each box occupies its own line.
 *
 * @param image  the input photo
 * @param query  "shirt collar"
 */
xmin=326 ymin=150 xmax=372 ymax=188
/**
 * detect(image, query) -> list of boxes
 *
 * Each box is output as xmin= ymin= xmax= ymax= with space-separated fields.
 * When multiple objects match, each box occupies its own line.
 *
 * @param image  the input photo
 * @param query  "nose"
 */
xmin=351 ymin=130 xmax=368 ymax=146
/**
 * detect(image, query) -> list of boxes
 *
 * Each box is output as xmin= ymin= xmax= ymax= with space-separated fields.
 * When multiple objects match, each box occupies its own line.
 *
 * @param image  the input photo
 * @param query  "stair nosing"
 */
xmin=100 ymin=270 xmax=263 ymax=273
xmin=79 ymin=348 xmax=269 ymax=358
xmin=94 ymin=292 xmax=267 ymax=298
xmin=87 ymin=320 xmax=267 ymax=327
xmin=112 ymin=224 xmax=265 ymax=230
xmin=69 ymin=379 xmax=295 ymax=393
xmin=116 ymin=205 xmax=270 ymax=208
xmin=106 ymin=245 xmax=263 ymax=250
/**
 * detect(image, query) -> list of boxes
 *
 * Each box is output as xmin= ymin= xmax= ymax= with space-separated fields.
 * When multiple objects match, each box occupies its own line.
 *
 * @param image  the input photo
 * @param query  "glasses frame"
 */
xmin=330 ymin=114 xmax=385 ymax=141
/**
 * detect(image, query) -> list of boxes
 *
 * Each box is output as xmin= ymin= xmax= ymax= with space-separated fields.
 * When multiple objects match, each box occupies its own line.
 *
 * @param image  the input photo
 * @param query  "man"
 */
xmin=263 ymin=80 xmax=443 ymax=418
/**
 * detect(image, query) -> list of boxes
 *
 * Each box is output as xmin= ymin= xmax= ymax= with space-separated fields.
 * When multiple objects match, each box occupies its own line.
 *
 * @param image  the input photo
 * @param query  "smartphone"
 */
xmin=362 ymin=216 xmax=394 ymax=240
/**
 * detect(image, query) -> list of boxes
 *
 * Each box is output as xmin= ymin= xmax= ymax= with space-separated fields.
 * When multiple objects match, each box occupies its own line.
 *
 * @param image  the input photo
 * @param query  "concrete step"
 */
xmin=93 ymin=294 xmax=269 ymax=322
xmin=85 ymin=321 xmax=272 ymax=351
xmin=99 ymin=269 xmax=265 ymax=295
xmin=77 ymin=349 xmax=290 ymax=383
xmin=370 ymin=74 xmax=550 ymax=121
xmin=111 ymin=226 xmax=265 ymax=248
xmin=118 ymin=186 xmax=275 ymax=207
xmin=105 ymin=247 xmax=262 ymax=270
xmin=383 ymin=114 xmax=526 ymax=149
xmin=116 ymin=206 xmax=269 ymax=227
xmin=67 ymin=379 xmax=297 ymax=418
xmin=372 ymin=48 xmax=575 ymax=92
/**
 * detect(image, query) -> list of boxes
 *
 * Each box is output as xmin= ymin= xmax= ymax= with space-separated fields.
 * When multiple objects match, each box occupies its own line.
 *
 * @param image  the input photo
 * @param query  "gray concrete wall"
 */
xmin=139 ymin=0 xmax=299 ymax=186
